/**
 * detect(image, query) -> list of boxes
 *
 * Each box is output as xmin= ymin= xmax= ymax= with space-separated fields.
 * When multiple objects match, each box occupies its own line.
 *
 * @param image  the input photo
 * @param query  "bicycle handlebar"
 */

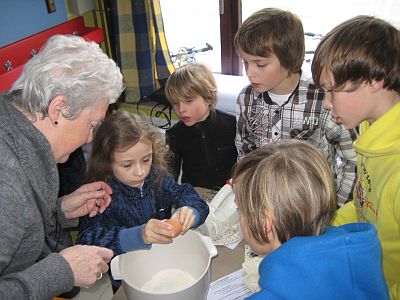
xmin=170 ymin=43 xmax=213 ymax=58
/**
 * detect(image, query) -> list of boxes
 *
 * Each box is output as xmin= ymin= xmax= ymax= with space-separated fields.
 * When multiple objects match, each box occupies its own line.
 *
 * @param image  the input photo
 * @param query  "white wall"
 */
xmin=214 ymin=73 xmax=249 ymax=116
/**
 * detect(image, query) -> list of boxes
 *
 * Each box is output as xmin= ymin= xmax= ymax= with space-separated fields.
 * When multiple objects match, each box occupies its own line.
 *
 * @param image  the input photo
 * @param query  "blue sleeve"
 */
xmin=77 ymin=213 xmax=125 ymax=255
xmin=76 ymin=189 xmax=139 ymax=256
xmin=191 ymin=208 xmax=201 ymax=228
xmin=161 ymin=173 xmax=209 ymax=226
xmin=119 ymin=224 xmax=151 ymax=252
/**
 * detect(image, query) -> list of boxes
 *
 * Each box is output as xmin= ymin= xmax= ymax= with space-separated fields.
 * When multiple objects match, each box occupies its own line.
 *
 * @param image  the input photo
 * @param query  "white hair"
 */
xmin=11 ymin=34 xmax=124 ymax=119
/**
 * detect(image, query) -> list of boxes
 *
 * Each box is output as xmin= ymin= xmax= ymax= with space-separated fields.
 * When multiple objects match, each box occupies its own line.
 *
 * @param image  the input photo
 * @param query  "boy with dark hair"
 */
xmin=312 ymin=15 xmax=400 ymax=299
xmin=234 ymin=8 xmax=357 ymax=206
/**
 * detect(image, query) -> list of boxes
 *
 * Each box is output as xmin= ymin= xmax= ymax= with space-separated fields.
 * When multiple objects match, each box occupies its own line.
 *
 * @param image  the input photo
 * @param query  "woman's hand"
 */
xmin=172 ymin=206 xmax=195 ymax=234
xmin=61 ymin=181 xmax=112 ymax=219
xmin=60 ymin=245 xmax=113 ymax=288
xmin=142 ymin=219 xmax=175 ymax=244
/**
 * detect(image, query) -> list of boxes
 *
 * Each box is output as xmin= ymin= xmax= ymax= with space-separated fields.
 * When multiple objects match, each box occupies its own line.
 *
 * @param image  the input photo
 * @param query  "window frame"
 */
xmin=220 ymin=0 xmax=242 ymax=75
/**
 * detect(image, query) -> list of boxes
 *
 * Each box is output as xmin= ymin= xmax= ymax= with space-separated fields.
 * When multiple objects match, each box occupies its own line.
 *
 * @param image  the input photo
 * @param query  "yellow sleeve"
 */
xmin=390 ymin=182 xmax=400 ymax=300
xmin=389 ymin=282 xmax=399 ymax=300
xmin=331 ymin=200 xmax=358 ymax=226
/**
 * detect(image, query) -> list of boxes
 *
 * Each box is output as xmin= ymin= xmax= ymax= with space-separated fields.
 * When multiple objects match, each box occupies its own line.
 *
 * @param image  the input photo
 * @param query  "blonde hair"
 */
xmin=87 ymin=111 xmax=168 ymax=186
xmin=165 ymin=63 xmax=217 ymax=110
xmin=232 ymin=140 xmax=336 ymax=244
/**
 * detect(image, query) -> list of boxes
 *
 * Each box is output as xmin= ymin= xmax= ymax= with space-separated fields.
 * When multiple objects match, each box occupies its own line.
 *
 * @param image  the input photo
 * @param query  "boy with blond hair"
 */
xmin=234 ymin=8 xmax=357 ymax=206
xmin=233 ymin=140 xmax=389 ymax=299
xmin=312 ymin=15 xmax=400 ymax=299
xmin=165 ymin=63 xmax=237 ymax=189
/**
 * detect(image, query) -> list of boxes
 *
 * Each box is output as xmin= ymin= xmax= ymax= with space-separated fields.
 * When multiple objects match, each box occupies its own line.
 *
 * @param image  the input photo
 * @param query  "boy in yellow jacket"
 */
xmin=312 ymin=15 xmax=400 ymax=299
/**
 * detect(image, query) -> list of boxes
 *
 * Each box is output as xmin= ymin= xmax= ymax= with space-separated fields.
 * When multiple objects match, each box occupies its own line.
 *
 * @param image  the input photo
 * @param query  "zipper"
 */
xmin=200 ymin=127 xmax=211 ymax=167
xmin=139 ymin=186 xmax=143 ymax=197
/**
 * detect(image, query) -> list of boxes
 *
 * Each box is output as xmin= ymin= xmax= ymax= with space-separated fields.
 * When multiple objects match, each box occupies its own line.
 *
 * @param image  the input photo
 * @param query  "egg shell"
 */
xmin=165 ymin=218 xmax=183 ymax=237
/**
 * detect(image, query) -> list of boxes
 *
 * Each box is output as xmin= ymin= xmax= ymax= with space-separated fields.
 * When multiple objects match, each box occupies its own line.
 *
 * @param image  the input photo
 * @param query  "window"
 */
xmin=242 ymin=0 xmax=400 ymax=51
xmin=160 ymin=0 xmax=221 ymax=72
xmin=241 ymin=0 xmax=400 ymax=76
xmin=161 ymin=1 xmax=400 ymax=75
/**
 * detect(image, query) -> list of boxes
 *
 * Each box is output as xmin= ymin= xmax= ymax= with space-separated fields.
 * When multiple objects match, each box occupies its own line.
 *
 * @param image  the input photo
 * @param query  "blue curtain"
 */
xmin=112 ymin=0 xmax=175 ymax=102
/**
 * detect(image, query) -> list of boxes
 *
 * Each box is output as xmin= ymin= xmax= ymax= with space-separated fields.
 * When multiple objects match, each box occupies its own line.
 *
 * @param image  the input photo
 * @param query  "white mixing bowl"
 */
xmin=111 ymin=230 xmax=218 ymax=300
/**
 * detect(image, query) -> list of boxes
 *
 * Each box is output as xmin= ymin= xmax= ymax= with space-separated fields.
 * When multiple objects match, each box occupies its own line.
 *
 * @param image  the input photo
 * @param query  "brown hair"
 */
xmin=165 ymin=63 xmax=217 ymax=110
xmin=232 ymin=140 xmax=336 ymax=245
xmin=234 ymin=7 xmax=305 ymax=74
xmin=87 ymin=111 xmax=168 ymax=186
xmin=312 ymin=15 xmax=400 ymax=92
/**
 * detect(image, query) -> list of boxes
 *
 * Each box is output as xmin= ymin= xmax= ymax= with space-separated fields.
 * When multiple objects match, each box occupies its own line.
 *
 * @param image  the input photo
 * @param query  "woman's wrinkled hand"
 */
xmin=61 ymin=181 xmax=112 ymax=219
xmin=60 ymin=245 xmax=113 ymax=288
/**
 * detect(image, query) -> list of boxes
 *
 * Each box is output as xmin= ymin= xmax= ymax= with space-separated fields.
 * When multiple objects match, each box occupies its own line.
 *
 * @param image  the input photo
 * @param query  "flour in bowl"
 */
xmin=141 ymin=269 xmax=197 ymax=293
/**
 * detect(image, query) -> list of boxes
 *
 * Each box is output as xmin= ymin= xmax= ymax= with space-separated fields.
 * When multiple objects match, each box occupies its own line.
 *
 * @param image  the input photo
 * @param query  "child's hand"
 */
xmin=142 ymin=219 xmax=174 ymax=244
xmin=172 ymin=206 xmax=195 ymax=234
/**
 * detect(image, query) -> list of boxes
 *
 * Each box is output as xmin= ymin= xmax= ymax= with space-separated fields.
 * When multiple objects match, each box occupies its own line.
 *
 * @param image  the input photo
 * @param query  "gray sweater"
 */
xmin=0 ymin=93 xmax=75 ymax=299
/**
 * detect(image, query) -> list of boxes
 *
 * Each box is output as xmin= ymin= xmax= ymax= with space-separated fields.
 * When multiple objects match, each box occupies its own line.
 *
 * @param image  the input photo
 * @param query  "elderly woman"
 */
xmin=0 ymin=35 xmax=124 ymax=299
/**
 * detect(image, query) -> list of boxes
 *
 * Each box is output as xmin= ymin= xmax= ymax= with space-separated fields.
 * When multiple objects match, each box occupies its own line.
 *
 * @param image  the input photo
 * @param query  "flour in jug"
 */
xmin=141 ymin=269 xmax=197 ymax=293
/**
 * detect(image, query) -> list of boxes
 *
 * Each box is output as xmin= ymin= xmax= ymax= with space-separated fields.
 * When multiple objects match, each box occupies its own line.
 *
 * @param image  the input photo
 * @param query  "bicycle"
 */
xmin=169 ymin=43 xmax=213 ymax=68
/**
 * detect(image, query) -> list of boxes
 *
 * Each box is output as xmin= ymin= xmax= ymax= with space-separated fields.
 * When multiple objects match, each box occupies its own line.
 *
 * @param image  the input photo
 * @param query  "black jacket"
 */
xmin=166 ymin=109 xmax=238 ymax=189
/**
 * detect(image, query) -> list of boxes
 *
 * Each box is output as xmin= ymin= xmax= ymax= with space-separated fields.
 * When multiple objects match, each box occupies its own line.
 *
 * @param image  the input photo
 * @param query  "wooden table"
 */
xmin=112 ymin=240 xmax=245 ymax=299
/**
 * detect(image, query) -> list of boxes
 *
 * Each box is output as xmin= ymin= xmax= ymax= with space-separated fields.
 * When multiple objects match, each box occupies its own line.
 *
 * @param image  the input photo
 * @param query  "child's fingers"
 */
xmin=181 ymin=214 xmax=195 ymax=233
xmin=152 ymin=233 xmax=173 ymax=244
xmin=171 ymin=208 xmax=184 ymax=220
xmin=143 ymin=220 xmax=175 ymax=243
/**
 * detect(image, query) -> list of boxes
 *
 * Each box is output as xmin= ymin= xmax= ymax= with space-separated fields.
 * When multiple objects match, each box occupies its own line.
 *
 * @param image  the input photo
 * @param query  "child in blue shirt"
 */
xmin=77 ymin=111 xmax=209 ymax=289
xmin=232 ymin=140 xmax=389 ymax=299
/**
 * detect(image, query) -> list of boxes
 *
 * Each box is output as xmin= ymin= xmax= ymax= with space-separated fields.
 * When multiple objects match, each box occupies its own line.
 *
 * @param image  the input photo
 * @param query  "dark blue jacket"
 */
xmin=77 ymin=167 xmax=209 ymax=255
xmin=248 ymin=223 xmax=389 ymax=300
